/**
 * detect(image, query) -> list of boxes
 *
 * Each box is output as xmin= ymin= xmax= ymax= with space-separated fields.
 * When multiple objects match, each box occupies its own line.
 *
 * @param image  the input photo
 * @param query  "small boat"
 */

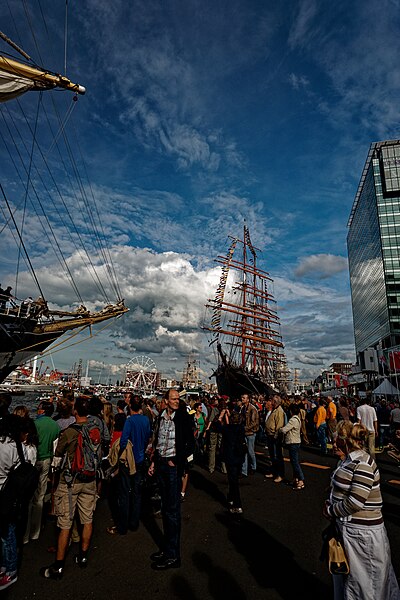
xmin=203 ymin=224 xmax=289 ymax=398
xmin=0 ymin=21 xmax=128 ymax=382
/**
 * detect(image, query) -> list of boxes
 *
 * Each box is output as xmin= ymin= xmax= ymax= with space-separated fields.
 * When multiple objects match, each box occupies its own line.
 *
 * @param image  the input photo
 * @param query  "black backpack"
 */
xmin=0 ymin=440 xmax=39 ymax=528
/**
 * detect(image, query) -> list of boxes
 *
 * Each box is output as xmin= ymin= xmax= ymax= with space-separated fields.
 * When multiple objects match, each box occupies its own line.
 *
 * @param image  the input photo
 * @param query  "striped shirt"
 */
xmin=156 ymin=410 xmax=176 ymax=458
xmin=327 ymin=449 xmax=383 ymax=525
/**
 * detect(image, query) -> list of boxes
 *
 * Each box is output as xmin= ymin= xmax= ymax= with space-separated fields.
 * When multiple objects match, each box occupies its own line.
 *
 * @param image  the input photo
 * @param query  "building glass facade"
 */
xmin=347 ymin=140 xmax=400 ymax=363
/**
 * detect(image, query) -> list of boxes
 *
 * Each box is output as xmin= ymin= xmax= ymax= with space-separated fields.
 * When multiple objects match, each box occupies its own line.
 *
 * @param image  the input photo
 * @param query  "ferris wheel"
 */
xmin=126 ymin=355 xmax=158 ymax=390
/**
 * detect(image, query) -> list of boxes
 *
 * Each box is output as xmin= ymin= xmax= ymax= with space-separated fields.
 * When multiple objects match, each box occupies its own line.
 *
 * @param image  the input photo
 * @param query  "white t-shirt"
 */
xmin=357 ymin=404 xmax=377 ymax=433
xmin=0 ymin=437 xmax=22 ymax=489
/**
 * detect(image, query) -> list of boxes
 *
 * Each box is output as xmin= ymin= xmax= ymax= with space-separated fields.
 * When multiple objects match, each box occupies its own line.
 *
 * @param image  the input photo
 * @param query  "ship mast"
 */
xmin=204 ymin=225 xmax=287 ymax=391
xmin=241 ymin=223 xmax=247 ymax=367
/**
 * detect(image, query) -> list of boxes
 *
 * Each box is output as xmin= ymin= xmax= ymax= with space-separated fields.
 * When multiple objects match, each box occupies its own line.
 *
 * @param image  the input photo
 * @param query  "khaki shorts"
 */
xmin=54 ymin=481 xmax=97 ymax=530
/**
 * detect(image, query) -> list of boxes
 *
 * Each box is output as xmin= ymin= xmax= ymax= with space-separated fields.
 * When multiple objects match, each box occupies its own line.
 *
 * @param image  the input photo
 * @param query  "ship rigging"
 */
xmin=203 ymin=225 xmax=289 ymax=397
xmin=0 ymin=16 xmax=128 ymax=382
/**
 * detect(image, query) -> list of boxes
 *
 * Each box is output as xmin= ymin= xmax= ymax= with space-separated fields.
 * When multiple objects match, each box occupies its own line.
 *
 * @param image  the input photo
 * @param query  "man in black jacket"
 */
xmin=148 ymin=389 xmax=194 ymax=570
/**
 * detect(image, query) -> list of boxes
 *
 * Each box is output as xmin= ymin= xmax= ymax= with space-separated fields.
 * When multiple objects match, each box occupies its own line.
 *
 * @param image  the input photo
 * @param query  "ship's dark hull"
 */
xmin=214 ymin=364 xmax=277 ymax=399
xmin=0 ymin=314 xmax=64 ymax=383
xmin=0 ymin=302 xmax=129 ymax=383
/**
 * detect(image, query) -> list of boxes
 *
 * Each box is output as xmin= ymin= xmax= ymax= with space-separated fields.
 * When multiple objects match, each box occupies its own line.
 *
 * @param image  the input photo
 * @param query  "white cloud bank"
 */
xmin=8 ymin=243 xmax=355 ymax=382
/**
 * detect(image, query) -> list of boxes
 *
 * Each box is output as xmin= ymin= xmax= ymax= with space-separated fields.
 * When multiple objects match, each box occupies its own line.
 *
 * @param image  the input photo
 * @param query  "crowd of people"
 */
xmin=1 ymin=387 xmax=400 ymax=596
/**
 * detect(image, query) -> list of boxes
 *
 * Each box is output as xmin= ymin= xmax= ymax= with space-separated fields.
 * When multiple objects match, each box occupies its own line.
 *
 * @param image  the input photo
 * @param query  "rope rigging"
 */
xmin=0 ymin=1 xmax=124 ymax=310
xmin=0 ymin=183 xmax=45 ymax=300
xmin=15 ymin=91 xmax=42 ymax=297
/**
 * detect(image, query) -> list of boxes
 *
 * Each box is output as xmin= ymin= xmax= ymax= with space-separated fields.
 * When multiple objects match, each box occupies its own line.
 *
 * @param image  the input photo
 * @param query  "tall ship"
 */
xmin=203 ymin=225 xmax=289 ymax=398
xmin=0 ymin=23 xmax=128 ymax=383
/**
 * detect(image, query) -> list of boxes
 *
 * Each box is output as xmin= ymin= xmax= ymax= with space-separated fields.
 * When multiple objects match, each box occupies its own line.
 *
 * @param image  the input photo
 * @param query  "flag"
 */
xmin=389 ymin=351 xmax=400 ymax=372
xmin=342 ymin=374 xmax=348 ymax=388
xmin=379 ymin=352 xmax=390 ymax=376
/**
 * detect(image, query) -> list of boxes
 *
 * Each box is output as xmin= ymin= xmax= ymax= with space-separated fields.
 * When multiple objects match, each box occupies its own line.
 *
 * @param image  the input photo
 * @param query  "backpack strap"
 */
xmin=15 ymin=439 xmax=26 ymax=464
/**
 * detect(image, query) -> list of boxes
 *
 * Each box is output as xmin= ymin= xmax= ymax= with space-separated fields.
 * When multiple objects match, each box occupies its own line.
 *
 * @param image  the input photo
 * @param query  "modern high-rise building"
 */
xmin=347 ymin=140 xmax=400 ymax=368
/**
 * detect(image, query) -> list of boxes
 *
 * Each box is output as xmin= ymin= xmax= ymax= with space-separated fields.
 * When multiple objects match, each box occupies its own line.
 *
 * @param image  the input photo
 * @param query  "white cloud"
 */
xmin=294 ymin=254 xmax=348 ymax=279
xmin=288 ymin=0 xmax=318 ymax=49
xmin=288 ymin=73 xmax=309 ymax=90
xmin=295 ymin=2 xmax=400 ymax=138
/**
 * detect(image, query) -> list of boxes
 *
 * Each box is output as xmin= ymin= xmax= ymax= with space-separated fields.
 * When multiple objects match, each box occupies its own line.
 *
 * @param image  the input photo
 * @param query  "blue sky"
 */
xmin=1 ymin=0 xmax=400 ymax=384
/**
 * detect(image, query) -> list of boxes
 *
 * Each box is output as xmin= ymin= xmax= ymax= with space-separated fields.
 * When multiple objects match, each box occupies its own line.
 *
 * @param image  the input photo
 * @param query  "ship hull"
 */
xmin=214 ymin=364 xmax=277 ymax=399
xmin=0 ymin=314 xmax=64 ymax=382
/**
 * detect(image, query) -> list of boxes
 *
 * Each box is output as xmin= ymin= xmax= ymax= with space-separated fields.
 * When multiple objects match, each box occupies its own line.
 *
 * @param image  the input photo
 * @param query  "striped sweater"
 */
xmin=327 ymin=449 xmax=383 ymax=525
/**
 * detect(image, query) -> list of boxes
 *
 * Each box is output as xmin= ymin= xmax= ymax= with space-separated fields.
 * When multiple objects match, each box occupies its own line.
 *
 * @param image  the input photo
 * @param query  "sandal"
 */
xmin=106 ymin=526 xmax=118 ymax=535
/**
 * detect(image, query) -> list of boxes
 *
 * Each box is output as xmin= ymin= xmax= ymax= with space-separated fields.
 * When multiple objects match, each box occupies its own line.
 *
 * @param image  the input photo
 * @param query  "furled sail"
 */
xmin=0 ymin=68 xmax=35 ymax=102
xmin=0 ymin=55 xmax=85 ymax=103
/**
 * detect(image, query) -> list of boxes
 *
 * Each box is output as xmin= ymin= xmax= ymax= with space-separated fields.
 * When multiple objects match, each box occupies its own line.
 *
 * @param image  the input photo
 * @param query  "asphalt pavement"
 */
xmin=5 ymin=443 xmax=400 ymax=600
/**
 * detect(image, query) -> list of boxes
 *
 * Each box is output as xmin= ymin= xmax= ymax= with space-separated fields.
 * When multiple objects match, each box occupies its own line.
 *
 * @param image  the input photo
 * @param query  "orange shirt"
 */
xmin=326 ymin=401 xmax=337 ymax=420
xmin=314 ymin=406 xmax=327 ymax=428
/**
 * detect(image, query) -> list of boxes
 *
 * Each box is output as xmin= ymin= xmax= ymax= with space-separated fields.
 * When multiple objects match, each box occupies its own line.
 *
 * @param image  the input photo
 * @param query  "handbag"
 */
xmin=328 ymin=535 xmax=349 ymax=575
xmin=320 ymin=521 xmax=350 ymax=575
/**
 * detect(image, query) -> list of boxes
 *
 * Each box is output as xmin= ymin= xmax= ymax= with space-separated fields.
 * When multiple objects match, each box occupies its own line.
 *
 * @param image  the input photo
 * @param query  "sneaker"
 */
xmin=40 ymin=564 xmax=63 ymax=580
xmin=0 ymin=572 xmax=17 ymax=590
xmin=264 ymin=473 xmax=274 ymax=479
xmin=273 ymin=476 xmax=283 ymax=483
xmin=229 ymin=507 xmax=243 ymax=514
xmin=74 ymin=555 xmax=88 ymax=569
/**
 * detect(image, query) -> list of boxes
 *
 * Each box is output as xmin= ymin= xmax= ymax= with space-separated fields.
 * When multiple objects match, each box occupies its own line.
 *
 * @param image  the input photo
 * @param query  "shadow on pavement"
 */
xmin=170 ymin=575 xmax=201 ymax=600
xmin=191 ymin=551 xmax=246 ymax=600
xmin=189 ymin=469 xmax=228 ymax=507
xmin=216 ymin=512 xmax=330 ymax=600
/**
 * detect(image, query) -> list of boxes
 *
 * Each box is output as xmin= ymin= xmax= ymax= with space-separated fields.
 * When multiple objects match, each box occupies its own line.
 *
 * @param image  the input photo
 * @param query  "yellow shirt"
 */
xmin=314 ymin=406 xmax=327 ymax=428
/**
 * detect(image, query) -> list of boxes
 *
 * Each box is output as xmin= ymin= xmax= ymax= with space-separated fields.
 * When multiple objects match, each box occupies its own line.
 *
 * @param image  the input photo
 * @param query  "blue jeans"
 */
xmin=317 ymin=423 xmax=327 ymax=454
xmin=117 ymin=463 xmax=134 ymax=534
xmin=1 ymin=523 xmax=18 ymax=574
xmin=130 ymin=462 xmax=144 ymax=531
xmin=157 ymin=460 xmax=181 ymax=560
xmin=288 ymin=444 xmax=304 ymax=481
xmin=242 ymin=433 xmax=257 ymax=475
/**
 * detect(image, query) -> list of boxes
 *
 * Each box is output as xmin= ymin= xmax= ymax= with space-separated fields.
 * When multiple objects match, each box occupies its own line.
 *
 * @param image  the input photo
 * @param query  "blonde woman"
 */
xmin=103 ymin=402 xmax=115 ymax=440
xmin=323 ymin=420 xmax=400 ymax=600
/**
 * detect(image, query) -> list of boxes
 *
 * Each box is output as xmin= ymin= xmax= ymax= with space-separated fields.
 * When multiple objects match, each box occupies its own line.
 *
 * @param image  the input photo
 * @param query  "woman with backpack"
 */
xmin=0 ymin=414 xmax=38 ymax=590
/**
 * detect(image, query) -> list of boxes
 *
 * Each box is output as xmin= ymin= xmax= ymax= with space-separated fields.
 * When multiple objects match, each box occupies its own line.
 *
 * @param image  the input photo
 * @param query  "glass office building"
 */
xmin=347 ymin=140 xmax=400 ymax=366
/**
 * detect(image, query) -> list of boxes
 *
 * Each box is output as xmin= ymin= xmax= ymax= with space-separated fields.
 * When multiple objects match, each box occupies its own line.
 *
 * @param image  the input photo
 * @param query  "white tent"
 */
xmin=372 ymin=378 xmax=399 ymax=396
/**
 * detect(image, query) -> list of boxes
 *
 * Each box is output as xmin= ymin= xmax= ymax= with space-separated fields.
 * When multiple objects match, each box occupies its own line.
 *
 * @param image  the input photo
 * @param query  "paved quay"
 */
xmin=6 ymin=445 xmax=400 ymax=600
